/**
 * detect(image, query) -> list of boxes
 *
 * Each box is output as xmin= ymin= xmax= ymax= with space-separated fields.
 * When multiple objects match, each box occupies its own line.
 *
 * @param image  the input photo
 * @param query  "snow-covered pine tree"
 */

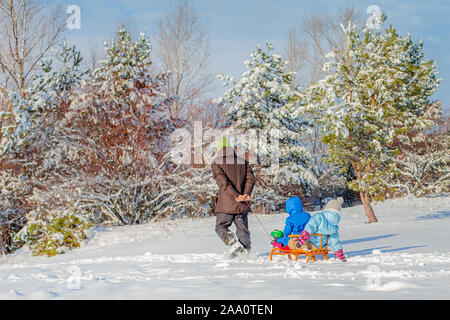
xmin=64 ymin=25 xmax=177 ymax=225
xmin=89 ymin=25 xmax=174 ymax=161
xmin=0 ymin=42 xmax=85 ymax=156
xmin=218 ymin=43 xmax=317 ymax=202
xmin=0 ymin=43 xmax=87 ymax=255
xmin=297 ymin=19 xmax=442 ymax=222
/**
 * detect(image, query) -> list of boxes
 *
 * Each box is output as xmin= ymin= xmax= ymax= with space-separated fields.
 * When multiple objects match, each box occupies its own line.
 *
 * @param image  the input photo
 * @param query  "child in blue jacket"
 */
xmin=297 ymin=197 xmax=347 ymax=262
xmin=272 ymin=196 xmax=310 ymax=249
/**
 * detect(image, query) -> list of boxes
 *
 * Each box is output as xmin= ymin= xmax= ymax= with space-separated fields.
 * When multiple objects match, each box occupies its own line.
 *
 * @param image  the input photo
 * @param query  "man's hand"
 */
xmin=235 ymin=194 xmax=252 ymax=202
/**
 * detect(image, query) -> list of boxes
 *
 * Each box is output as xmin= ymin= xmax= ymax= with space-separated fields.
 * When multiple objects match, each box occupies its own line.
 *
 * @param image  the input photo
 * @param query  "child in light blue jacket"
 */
xmin=297 ymin=197 xmax=347 ymax=262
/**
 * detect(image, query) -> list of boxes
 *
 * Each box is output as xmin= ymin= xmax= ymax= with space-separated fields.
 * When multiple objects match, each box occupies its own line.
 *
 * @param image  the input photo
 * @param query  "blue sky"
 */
xmin=54 ymin=0 xmax=450 ymax=110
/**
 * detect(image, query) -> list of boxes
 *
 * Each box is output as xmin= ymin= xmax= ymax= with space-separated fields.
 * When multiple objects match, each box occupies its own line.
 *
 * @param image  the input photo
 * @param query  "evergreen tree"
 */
xmin=0 ymin=43 xmax=85 ymax=156
xmin=297 ymin=19 xmax=441 ymax=222
xmin=66 ymin=25 xmax=175 ymax=224
xmin=218 ymin=43 xmax=317 ymax=197
xmin=0 ymin=43 xmax=87 ymax=255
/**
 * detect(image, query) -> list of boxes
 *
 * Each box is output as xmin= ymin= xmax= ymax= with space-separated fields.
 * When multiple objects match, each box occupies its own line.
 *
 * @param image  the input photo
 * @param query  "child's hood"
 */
xmin=286 ymin=196 xmax=303 ymax=216
xmin=323 ymin=210 xmax=341 ymax=226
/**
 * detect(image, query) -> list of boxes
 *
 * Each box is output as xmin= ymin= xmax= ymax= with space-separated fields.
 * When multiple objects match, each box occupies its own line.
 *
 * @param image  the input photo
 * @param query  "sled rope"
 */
xmin=245 ymin=201 xmax=273 ymax=242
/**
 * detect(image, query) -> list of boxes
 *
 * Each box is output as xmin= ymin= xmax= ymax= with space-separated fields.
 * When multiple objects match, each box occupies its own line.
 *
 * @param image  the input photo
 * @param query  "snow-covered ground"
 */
xmin=0 ymin=194 xmax=449 ymax=300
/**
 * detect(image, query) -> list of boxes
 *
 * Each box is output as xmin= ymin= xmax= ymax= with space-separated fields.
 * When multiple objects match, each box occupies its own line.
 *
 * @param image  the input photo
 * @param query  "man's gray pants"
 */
xmin=215 ymin=212 xmax=251 ymax=249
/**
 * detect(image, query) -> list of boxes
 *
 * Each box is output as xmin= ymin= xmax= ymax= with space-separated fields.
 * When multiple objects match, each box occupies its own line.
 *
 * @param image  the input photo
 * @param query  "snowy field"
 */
xmin=0 ymin=194 xmax=449 ymax=300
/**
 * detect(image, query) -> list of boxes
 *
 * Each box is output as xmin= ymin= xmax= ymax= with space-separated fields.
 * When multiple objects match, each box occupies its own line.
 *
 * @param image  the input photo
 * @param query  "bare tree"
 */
xmin=153 ymin=0 xmax=212 ymax=121
xmin=86 ymin=40 xmax=103 ymax=72
xmin=300 ymin=5 xmax=364 ymax=83
xmin=283 ymin=26 xmax=308 ymax=89
xmin=0 ymin=0 xmax=65 ymax=101
xmin=282 ymin=6 xmax=364 ymax=96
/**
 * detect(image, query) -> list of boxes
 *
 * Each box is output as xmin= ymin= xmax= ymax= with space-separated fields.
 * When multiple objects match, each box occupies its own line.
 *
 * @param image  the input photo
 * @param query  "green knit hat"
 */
xmin=216 ymin=137 xmax=231 ymax=150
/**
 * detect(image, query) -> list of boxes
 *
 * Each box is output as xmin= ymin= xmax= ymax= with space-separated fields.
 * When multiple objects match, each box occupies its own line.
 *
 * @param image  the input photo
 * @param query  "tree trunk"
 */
xmin=360 ymin=189 xmax=378 ymax=223
xmin=351 ymin=160 xmax=378 ymax=223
